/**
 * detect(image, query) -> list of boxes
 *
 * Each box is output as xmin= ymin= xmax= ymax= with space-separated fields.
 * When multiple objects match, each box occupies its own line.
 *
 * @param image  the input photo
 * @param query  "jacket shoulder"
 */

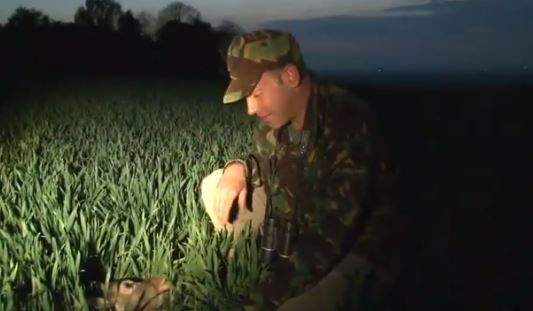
xmin=318 ymin=80 xmax=373 ymax=134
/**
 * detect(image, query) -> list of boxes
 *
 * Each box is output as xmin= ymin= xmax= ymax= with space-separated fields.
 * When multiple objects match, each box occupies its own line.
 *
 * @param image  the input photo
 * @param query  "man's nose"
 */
xmin=246 ymin=97 xmax=259 ymax=116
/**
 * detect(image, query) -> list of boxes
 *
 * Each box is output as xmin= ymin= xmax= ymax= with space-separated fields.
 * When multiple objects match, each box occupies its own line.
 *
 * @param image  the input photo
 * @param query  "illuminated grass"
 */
xmin=0 ymin=78 xmax=270 ymax=310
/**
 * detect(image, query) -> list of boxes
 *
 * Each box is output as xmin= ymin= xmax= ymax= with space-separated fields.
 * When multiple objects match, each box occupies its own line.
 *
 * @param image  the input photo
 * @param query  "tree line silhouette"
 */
xmin=0 ymin=0 xmax=245 ymax=77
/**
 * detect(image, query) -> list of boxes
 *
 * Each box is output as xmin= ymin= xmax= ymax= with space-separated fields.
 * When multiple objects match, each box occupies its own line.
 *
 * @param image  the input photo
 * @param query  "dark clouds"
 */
xmin=258 ymin=0 xmax=533 ymax=73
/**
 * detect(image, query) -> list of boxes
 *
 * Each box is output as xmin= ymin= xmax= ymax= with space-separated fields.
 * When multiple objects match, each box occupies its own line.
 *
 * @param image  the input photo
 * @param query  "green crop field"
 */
xmin=0 ymin=77 xmax=270 ymax=310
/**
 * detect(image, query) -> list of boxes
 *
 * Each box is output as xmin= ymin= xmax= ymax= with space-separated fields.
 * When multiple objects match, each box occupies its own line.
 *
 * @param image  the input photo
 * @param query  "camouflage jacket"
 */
xmin=230 ymin=73 xmax=402 ymax=309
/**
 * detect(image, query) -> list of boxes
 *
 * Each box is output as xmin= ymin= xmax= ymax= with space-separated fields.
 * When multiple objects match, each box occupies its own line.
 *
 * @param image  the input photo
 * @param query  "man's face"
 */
xmin=245 ymin=69 xmax=294 ymax=129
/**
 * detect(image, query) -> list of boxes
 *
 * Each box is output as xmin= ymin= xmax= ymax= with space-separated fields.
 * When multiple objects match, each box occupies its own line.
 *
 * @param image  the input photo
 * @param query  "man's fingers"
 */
xmin=214 ymin=187 xmax=227 ymax=225
xmin=219 ymin=189 xmax=237 ymax=224
xmin=214 ymin=183 xmax=221 ymax=222
xmin=215 ymin=183 xmax=228 ymax=224
xmin=238 ymin=187 xmax=248 ymax=211
xmin=213 ymin=174 xmax=245 ymax=226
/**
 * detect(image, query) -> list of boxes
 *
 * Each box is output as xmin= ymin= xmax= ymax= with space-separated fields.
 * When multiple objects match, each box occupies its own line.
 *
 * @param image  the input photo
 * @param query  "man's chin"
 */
xmin=257 ymin=115 xmax=289 ymax=129
xmin=270 ymin=120 xmax=291 ymax=129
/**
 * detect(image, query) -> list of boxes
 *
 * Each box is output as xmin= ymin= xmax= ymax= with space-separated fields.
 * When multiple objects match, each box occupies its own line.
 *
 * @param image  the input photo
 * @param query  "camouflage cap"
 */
xmin=223 ymin=29 xmax=305 ymax=104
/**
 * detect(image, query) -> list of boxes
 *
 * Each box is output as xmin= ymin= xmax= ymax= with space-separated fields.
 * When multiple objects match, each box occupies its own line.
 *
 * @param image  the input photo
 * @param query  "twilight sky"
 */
xmin=1 ymin=0 xmax=532 ymax=73
xmin=0 ymin=0 xmax=408 ymax=27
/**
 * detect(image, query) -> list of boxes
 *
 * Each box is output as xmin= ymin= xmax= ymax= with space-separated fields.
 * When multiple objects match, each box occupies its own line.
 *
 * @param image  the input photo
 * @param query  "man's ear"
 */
xmin=281 ymin=64 xmax=302 ymax=88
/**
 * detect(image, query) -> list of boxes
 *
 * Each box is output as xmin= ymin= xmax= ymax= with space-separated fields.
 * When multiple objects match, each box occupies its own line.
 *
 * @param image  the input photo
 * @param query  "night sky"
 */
xmin=1 ymin=0 xmax=532 ymax=73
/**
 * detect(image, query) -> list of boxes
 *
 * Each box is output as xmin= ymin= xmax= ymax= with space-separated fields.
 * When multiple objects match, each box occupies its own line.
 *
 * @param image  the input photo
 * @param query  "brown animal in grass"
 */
xmin=88 ymin=275 xmax=174 ymax=311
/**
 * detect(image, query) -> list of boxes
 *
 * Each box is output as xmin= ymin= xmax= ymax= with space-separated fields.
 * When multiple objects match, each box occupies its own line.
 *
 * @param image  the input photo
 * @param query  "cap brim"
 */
xmin=222 ymin=64 xmax=263 ymax=104
xmin=223 ymin=75 xmax=256 ymax=104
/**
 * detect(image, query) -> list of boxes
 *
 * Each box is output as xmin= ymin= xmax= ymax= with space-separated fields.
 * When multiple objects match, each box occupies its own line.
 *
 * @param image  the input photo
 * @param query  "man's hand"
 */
xmin=214 ymin=163 xmax=248 ymax=225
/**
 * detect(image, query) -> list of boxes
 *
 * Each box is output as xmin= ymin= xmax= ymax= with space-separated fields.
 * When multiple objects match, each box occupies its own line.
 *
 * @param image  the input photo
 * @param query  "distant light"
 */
xmin=377 ymin=68 xmax=383 ymax=73
xmin=523 ymin=65 xmax=529 ymax=70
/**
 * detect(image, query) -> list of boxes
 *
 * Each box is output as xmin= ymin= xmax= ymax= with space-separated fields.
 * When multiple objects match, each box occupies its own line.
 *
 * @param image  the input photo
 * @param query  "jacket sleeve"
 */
xmin=326 ymin=97 xmax=405 ymax=277
xmin=244 ymin=96 xmax=405 ymax=309
xmin=285 ymin=100 xmax=381 ymax=293
xmin=309 ymin=96 xmax=405 ymax=286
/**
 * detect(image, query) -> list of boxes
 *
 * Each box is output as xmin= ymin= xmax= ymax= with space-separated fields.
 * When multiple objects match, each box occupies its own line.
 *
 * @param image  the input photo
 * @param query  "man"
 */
xmin=200 ymin=29 xmax=405 ymax=310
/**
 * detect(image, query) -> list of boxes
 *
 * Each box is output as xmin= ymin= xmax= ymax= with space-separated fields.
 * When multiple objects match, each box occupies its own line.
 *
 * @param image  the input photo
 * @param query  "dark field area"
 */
xmin=1 ymin=74 xmax=532 ymax=310
xmin=344 ymin=77 xmax=533 ymax=311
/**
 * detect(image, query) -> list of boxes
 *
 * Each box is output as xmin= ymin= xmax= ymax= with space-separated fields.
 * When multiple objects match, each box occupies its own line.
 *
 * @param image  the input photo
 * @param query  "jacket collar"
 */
xmin=285 ymin=70 xmax=321 ymax=149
